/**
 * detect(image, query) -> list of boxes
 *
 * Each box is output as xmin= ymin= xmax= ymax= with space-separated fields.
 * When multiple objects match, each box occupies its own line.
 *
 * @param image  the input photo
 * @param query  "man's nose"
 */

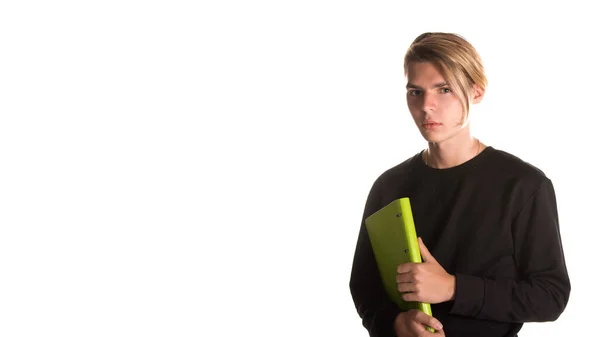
xmin=421 ymin=92 xmax=437 ymax=112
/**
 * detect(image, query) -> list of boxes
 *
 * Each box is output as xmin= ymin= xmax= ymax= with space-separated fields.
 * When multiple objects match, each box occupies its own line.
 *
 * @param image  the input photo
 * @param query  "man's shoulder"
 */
xmin=486 ymin=147 xmax=548 ymax=180
xmin=372 ymin=152 xmax=422 ymax=186
xmin=483 ymin=147 xmax=551 ymax=195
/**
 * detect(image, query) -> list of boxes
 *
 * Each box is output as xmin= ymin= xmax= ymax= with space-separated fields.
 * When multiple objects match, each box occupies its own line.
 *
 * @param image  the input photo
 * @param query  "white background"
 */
xmin=0 ymin=1 xmax=596 ymax=336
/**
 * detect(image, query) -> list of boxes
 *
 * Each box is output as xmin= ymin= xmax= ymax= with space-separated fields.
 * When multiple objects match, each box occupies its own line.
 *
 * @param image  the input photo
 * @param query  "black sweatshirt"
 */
xmin=349 ymin=147 xmax=570 ymax=337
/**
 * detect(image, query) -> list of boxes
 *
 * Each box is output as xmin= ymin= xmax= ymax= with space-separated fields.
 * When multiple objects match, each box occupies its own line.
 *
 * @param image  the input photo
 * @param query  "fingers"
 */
xmin=403 ymin=310 xmax=444 ymax=336
xmin=396 ymin=265 xmax=420 ymax=296
xmin=396 ymin=271 xmax=415 ymax=284
xmin=396 ymin=267 xmax=418 ymax=294
xmin=397 ymin=262 xmax=416 ymax=274
xmin=397 ymin=283 xmax=416 ymax=295
xmin=413 ymin=311 xmax=443 ymax=331
xmin=418 ymin=237 xmax=436 ymax=263
xmin=402 ymin=291 xmax=419 ymax=302
xmin=423 ymin=328 xmax=445 ymax=336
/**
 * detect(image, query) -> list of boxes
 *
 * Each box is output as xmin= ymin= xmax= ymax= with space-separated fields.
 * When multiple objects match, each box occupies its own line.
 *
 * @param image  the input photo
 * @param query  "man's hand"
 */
xmin=394 ymin=310 xmax=445 ymax=336
xmin=396 ymin=237 xmax=456 ymax=304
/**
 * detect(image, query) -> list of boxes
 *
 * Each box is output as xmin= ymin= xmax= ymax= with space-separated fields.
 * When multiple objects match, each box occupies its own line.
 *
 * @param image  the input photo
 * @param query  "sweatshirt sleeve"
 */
xmin=449 ymin=178 xmax=571 ymax=322
xmin=349 ymin=179 xmax=403 ymax=337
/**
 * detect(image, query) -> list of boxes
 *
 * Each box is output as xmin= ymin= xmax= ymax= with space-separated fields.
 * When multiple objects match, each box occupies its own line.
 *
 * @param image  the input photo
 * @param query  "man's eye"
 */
xmin=440 ymin=87 xmax=452 ymax=94
xmin=408 ymin=90 xmax=422 ymax=96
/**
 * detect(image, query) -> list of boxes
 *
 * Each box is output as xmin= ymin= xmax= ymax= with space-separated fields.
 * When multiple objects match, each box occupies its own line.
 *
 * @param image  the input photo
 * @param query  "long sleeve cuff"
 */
xmin=449 ymin=273 xmax=484 ymax=317
xmin=448 ymin=273 xmax=568 ymax=322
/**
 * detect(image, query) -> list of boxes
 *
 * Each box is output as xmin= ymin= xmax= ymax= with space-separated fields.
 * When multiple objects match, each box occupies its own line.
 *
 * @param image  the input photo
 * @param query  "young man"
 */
xmin=349 ymin=32 xmax=570 ymax=337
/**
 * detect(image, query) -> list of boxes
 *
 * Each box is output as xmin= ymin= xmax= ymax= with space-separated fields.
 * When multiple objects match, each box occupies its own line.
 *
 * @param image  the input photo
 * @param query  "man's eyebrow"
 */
xmin=406 ymin=82 xmax=448 ymax=89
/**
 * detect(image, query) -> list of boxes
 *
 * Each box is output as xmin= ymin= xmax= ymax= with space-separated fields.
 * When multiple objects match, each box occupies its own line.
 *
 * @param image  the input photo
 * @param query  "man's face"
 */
xmin=405 ymin=62 xmax=476 ymax=144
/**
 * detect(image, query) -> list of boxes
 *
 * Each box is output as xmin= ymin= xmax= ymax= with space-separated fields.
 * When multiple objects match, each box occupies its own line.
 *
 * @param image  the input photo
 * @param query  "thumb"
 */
xmin=418 ymin=237 xmax=437 ymax=263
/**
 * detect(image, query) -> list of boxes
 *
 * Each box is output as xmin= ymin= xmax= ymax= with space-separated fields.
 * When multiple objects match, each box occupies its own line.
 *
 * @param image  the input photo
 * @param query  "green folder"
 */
xmin=365 ymin=197 xmax=434 ymax=331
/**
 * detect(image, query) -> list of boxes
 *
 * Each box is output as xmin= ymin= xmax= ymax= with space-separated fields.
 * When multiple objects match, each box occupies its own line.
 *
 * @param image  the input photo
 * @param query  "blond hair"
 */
xmin=404 ymin=32 xmax=487 ymax=123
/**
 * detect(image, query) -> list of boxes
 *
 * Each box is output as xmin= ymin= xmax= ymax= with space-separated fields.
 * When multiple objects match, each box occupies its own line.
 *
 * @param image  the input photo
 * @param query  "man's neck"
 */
xmin=425 ymin=133 xmax=483 ymax=169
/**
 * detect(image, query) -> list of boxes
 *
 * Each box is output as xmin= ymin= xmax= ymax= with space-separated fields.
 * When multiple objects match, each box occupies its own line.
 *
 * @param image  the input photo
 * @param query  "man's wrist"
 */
xmin=447 ymin=274 xmax=456 ymax=301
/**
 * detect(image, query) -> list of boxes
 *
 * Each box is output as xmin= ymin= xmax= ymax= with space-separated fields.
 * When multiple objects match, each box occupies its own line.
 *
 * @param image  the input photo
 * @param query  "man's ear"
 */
xmin=470 ymin=84 xmax=485 ymax=104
